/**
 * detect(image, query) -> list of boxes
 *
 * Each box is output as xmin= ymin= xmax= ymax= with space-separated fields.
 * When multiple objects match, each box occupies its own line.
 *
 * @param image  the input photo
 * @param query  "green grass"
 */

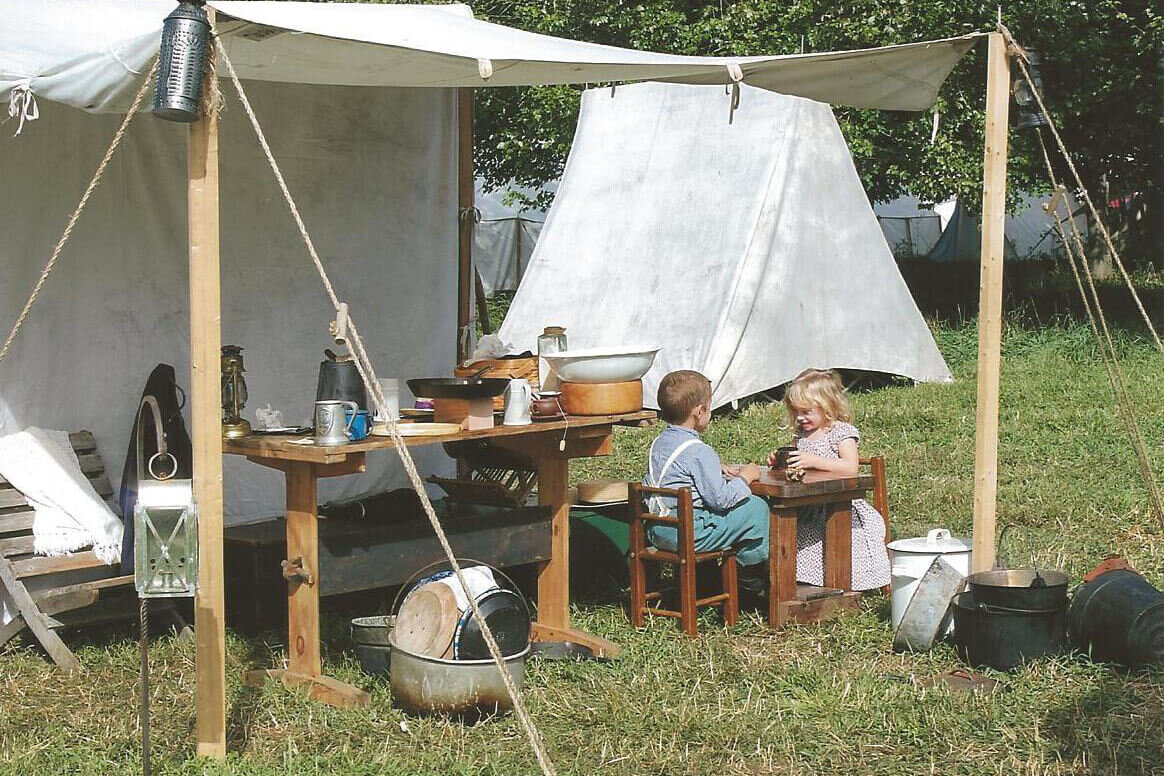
xmin=2 ymin=319 xmax=1163 ymax=775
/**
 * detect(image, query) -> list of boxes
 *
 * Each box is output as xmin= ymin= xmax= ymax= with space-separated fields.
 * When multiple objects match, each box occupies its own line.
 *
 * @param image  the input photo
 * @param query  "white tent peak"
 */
xmin=499 ymin=82 xmax=952 ymax=410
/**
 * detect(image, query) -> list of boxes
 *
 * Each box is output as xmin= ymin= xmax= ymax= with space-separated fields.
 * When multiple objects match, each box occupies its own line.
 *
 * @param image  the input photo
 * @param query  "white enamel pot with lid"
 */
xmin=886 ymin=528 xmax=973 ymax=633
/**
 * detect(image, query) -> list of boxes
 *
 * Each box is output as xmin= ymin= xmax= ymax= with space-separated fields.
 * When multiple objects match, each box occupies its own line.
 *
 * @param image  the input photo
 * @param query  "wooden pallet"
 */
xmin=0 ymin=432 xmax=137 ymax=671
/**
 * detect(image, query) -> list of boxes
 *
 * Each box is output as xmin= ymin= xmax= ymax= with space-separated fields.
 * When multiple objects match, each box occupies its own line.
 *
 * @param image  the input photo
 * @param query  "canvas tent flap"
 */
xmin=498 ymin=83 xmax=952 ymax=410
xmin=0 ymin=82 xmax=457 ymax=523
xmin=3 ymin=0 xmax=979 ymax=114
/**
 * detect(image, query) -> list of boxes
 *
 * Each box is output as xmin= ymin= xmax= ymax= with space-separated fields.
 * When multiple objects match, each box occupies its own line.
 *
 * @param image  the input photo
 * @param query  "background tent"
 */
xmin=874 ymin=197 xmax=944 ymax=259
xmin=473 ymin=180 xmax=554 ymax=297
xmin=499 ymin=82 xmax=952 ymax=410
xmin=876 ymin=193 xmax=1088 ymax=262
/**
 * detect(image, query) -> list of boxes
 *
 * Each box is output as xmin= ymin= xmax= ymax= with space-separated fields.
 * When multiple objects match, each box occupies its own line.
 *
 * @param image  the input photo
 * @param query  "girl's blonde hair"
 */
xmin=783 ymin=369 xmax=851 ymax=428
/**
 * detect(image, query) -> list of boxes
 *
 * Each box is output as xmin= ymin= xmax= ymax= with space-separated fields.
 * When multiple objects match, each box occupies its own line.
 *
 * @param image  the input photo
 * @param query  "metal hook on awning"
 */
xmin=725 ymin=63 xmax=743 ymax=124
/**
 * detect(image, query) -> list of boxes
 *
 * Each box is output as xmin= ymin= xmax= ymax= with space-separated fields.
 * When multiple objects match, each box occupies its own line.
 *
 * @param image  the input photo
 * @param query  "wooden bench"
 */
xmin=0 ymin=431 xmax=135 ymax=671
xmin=224 ymin=503 xmax=553 ymax=631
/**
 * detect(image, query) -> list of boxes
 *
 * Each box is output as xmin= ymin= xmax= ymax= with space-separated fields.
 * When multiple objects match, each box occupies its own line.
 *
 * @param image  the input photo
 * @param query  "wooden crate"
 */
xmin=455 ymin=357 xmax=539 ymax=410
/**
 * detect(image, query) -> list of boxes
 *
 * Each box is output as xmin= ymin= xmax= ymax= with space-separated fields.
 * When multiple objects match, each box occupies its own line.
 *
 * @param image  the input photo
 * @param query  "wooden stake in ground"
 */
xmin=191 ymin=12 xmax=227 ymax=757
xmin=971 ymin=31 xmax=1010 ymax=573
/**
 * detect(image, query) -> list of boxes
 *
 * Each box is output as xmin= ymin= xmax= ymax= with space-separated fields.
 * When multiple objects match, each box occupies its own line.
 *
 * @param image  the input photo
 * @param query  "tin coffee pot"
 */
xmin=315 ymin=400 xmax=359 ymax=446
xmin=502 ymin=379 xmax=532 ymax=426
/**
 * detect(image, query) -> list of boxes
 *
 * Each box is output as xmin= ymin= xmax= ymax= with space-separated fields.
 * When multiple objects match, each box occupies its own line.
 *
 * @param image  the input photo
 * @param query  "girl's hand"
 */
xmin=788 ymin=451 xmax=821 ymax=471
xmin=765 ymin=450 xmax=778 ymax=467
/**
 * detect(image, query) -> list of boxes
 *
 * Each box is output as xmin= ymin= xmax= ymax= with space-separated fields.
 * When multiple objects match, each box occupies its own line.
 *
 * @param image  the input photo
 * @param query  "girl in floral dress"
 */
xmin=767 ymin=369 xmax=891 ymax=591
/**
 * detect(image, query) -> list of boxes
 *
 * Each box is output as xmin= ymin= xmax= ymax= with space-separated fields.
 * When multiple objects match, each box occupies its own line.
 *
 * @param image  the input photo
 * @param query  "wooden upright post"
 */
xmin=190 ymin=17 xmax=227 ymax=757
xmin=456 ymin=88 xmax=475 ymax=362
xmin=971 ymin=32 xmax=1010 ymax=573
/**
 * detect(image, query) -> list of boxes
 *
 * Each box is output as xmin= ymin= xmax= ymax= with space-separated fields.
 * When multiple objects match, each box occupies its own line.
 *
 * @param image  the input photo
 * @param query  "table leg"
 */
xmin=535 ymin=456 xmax=569 ymax=630
xmin=528 ymin=454 xmax=622 ymax=658
xmin=285 ymin=461 xmax=321 ymax=676
xmin=823 ymin=501 xmax=853 ymax=591
xmin=768 ymin=506 xmax=798 ymax=628
xmin=242 ymin=461 xmax=369 ymax=708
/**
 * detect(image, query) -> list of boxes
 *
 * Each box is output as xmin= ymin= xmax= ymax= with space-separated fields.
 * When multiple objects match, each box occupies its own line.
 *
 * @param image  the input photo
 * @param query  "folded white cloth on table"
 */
xmin=0 ymin=427 xmax=122 ymax=565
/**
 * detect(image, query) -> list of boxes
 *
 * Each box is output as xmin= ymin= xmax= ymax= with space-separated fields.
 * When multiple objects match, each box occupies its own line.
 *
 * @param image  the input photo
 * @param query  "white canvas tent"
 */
xmin=1 ymin=0 xmax=976 ymax=521
xmin=499 ymin=82 xmax=953 ymax=410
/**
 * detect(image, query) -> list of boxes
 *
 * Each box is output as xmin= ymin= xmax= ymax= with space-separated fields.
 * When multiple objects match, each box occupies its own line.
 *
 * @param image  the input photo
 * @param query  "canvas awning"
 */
xmin=3 ymin=0 xmax=980 ymax=115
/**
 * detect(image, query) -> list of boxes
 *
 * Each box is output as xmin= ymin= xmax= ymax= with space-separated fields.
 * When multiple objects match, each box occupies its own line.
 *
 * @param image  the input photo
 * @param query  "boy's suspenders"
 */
xmin=647 ymin=437 xmax=700 ymax=516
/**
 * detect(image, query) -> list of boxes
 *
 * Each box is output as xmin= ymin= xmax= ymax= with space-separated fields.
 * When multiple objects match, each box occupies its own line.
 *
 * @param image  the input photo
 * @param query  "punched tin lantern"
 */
xmin=153 ymin=0 xmax=211 ymax=123
xmin=1013 ymin=50 xmax=1049 ymax=131
xmin=134 ymin=479 xmax=199 ymax=598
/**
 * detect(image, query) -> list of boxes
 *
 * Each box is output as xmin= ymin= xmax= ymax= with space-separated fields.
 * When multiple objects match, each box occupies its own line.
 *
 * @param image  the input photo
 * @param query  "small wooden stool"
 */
xmin=628 ymin=483 xmax=739 ymax=636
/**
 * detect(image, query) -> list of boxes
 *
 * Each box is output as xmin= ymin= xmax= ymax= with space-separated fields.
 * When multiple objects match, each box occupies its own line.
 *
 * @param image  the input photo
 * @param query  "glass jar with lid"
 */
xmin=537 ymin=326 xmax=567 ymax=391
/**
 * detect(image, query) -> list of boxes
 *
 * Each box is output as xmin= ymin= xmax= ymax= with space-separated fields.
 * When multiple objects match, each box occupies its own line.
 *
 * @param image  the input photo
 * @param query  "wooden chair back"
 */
xmin=627 ymin=482 xmax=738 ymax=636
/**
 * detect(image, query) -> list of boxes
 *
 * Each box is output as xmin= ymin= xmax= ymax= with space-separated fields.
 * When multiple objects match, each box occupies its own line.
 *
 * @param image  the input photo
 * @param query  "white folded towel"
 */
xmin=0 ymin=427 xmax=122 ymax=565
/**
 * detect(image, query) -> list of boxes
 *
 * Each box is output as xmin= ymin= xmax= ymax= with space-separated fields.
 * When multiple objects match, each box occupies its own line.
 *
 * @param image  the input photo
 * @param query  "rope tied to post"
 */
xmin=213 ymin=37 xmax=559 ymax=776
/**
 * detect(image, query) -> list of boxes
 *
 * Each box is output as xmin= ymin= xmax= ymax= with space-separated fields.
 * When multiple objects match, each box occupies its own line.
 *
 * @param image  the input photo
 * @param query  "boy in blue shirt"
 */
xmin=644 ymin=370 xmax=770 ymax=594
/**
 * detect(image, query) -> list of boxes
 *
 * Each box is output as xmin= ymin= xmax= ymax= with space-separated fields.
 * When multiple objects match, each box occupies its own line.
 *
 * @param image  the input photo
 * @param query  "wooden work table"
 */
xmin=749 ymin=469 xmax=874 ymax=628
xmin=224 ymin=410 xmax=654 ymax=708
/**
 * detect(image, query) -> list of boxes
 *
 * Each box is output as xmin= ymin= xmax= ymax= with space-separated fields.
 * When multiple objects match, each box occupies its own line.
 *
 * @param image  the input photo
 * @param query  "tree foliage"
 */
xmin=469 ymin=0 xmax=1162 ymax=234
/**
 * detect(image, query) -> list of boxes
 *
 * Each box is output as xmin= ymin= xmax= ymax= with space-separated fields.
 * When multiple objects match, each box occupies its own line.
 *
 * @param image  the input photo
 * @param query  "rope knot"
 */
xmin=6 ymin=81 xmax=39 ymax=137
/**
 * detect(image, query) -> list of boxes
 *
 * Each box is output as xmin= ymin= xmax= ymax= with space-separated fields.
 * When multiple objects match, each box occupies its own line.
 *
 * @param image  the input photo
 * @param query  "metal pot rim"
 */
xmin=389 ymin=631 xmax=530 ymax=665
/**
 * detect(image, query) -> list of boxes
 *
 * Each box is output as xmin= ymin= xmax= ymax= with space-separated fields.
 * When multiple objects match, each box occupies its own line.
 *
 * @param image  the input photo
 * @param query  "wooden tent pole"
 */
xmin=971 ymin=31 xmax=1011 ymax=573
xmin=191 ymin=14 xmax=227 ymax=757
xmin=456 ymin=87 xmax=475 ymax=362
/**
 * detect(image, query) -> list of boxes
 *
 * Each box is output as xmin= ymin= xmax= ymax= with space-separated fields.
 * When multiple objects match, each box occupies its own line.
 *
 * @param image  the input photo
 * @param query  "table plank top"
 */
xmin=223 ymin=410 xmax=656 ymax=464
xmin=749 ymin=468 xmax=874 ymax=499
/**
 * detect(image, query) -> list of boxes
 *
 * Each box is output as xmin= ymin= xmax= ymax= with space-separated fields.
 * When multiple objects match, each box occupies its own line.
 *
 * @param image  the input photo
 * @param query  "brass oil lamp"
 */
xmin=221 ymin=345 xmax=252 ymax=438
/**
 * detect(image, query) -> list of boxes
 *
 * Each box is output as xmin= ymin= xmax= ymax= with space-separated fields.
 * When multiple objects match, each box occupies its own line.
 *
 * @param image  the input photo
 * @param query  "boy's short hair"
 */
xmin=657 ymin=370 xmax=711 ymax=424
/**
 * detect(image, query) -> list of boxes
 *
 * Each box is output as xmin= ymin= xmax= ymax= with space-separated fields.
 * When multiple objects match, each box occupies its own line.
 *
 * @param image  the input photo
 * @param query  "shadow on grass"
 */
xmin=224 ymin=630 xmax=282 ymax=755
xmin=1040 ymin=666 xmax=1164 ymax=774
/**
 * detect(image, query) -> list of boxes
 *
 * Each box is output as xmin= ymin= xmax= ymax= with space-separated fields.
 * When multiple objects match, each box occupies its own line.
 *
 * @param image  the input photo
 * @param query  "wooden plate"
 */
xmin=394 ymin=582 xmax=460 ymax=657
xmin=372 ymin=422 xmax=462 ymax=437
xmin=577 ymin=478 xmax=628 ymax=504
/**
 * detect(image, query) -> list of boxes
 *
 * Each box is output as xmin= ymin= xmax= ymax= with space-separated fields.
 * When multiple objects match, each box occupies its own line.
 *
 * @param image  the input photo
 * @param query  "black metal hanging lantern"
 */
xmin=1012 ymin=50 xmax=1049 ymax=131
xmin=153 ymin=0 xmax=211 ymax=122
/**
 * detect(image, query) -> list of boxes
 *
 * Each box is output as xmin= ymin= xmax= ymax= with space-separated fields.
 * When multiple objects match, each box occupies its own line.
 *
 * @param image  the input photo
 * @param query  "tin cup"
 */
xmin=315 ymin=400 xmax=358 ymax=446
xmin=772 ymin=446 xmax=798 ymax=469
xmin=346 ymin=408 xmax=371 ymax=441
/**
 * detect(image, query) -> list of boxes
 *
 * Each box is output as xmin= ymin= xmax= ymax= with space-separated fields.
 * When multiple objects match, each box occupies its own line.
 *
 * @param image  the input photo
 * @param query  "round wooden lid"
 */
xmin=394 ymin=582 xmax=460 ymax=657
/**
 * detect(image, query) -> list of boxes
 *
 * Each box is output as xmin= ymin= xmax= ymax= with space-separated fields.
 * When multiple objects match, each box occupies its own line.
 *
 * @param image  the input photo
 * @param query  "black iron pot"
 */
xmin=1068 ymin=569 xmax=1164 ymax=667
xmin=967 ymin=568 xmax=1068 ymax=610
xmin=952 ymin=590 xmax=1066 ymax=671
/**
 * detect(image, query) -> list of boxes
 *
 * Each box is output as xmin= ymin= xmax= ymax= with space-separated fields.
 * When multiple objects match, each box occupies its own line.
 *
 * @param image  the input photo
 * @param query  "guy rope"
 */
xmin=212 ymin=36 xmax=559 ymax=776
xmin=1002 ymin=26 xmax=1164 ymax=530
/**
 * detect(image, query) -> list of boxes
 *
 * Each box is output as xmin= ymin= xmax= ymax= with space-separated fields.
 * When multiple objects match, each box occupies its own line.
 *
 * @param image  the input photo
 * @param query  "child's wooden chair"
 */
xmin=859 ymin=455 xmax=891 ymax=594
xmin=859 ymin=456 xmax=890 ymax=543
xmin=627 ymin=482 xmax=739 ymax=636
